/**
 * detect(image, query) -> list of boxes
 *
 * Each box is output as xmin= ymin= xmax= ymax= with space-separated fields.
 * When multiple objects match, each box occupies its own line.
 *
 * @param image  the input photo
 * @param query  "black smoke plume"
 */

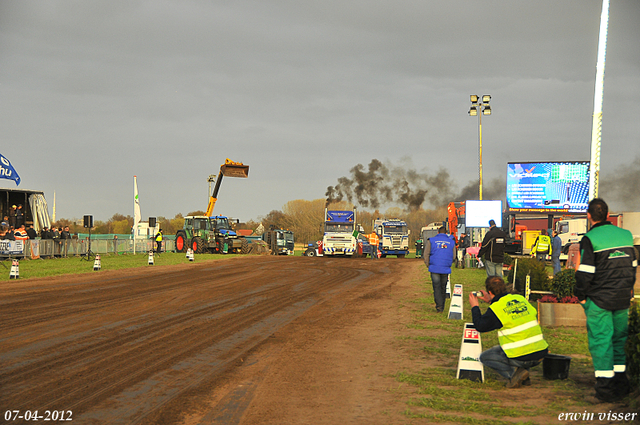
xmin=600 ymin=156 xmax=640 ymax=211
xmin=325 ymin=159 xmax=505 ymax=211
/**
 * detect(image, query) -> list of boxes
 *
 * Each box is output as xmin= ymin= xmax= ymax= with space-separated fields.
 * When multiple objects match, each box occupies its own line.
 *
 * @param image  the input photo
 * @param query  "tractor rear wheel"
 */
xmin=240 ymin=238 xmax=250 ymax=254
xmin=175 ymin=232 xmax=188 ymax=253
xmin=191 ymin=237 xmax=206 ymax=254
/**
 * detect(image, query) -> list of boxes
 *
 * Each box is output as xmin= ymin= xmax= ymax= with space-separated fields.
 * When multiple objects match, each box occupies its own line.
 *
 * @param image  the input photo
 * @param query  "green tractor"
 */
xmin=175 ymin=215 xmax=248 ymax=254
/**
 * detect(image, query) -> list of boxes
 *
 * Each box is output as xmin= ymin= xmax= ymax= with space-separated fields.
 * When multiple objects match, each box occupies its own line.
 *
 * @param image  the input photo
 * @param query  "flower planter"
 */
xmin=537 ymin=301 xmax=586 ymax=327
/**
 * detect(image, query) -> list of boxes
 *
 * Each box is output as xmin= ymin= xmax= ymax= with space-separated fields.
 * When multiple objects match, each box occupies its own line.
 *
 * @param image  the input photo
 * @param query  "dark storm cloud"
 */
xmin=1 ymin=1 xmax=638 ymax=221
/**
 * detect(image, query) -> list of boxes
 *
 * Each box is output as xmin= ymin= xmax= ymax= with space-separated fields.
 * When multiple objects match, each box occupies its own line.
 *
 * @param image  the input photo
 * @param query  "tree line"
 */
xmin=53 ymin=199 xmax=449 ymax=244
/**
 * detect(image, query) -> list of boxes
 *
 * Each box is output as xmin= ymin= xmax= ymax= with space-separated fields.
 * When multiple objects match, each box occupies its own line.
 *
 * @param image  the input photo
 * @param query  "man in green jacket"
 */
xmin=575 ymin=198 xmax=637 ymax=403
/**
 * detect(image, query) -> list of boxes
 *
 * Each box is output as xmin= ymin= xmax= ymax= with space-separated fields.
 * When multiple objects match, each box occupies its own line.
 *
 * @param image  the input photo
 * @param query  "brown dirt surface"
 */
xmin=1 ymin=256 xmax=638 ymax=425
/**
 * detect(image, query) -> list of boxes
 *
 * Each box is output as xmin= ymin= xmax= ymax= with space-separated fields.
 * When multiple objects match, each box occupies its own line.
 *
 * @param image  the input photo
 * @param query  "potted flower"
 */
xmin=537 ymin=269 xmax=586 ymax=327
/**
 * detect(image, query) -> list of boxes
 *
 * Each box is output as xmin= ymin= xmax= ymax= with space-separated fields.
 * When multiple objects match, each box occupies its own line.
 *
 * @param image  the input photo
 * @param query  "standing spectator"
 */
xmin=458 ymin=232 xmax=470 ymax=268
xmin=551 ymin=230 xmax=562 ymax=275
xmin=469 ymin=276 xmax=549 ymax=388
xmin=155 ymin=228 xmax=163 ymax=253
xmin=423 ymin=226 xmax=455 ymax=313
xmin=9 ymin=205 xmax=17 ymax=228
xmin=41 ymin=227 xmax=52 ymax=239
xmin=531 ymin=229 xmax=551 ymax=262
xmin=15 ymin=204 xmax=24 ymax=227
xmin=575 ymin=198 xmax=637 ymax=403
xmin=477 ymin=219 xmax=507 ymax=277
xmin=60 ymin=226 xmax=71 ymax=240
xmin=368 ymin=232 xmax=379 ymax=260
xmin=26 ymin=224 xmax=38 ymax=239
xmin=14 ymin=224 xmax=28 ymax=240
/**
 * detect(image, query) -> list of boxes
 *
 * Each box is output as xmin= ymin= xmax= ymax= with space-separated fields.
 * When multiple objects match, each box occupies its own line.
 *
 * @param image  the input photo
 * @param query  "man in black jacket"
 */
xmin=575 ymin=198 xmax=637 ymax=403
xmin=477 ymin=219 xmax=507 ymax=277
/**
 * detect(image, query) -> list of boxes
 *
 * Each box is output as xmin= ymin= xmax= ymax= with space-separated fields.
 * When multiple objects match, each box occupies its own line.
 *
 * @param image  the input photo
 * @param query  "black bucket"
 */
xmin=543 ymin=354 xmax=572 ymax=380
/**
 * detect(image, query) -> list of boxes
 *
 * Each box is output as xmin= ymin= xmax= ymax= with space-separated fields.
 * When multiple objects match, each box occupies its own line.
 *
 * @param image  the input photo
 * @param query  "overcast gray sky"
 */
xmin=2 ymin=0 xmax=639 ymax=222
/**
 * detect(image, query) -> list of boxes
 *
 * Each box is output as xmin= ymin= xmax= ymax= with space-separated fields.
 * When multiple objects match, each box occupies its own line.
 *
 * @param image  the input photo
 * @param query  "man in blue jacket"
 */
xmin=423 ymin=226 xmax=455 ymax=313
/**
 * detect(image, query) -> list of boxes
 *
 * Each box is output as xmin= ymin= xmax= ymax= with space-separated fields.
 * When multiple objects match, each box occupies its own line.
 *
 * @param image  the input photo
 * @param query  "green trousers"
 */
xmin=582 ymin=298 xmax=628 ymax=377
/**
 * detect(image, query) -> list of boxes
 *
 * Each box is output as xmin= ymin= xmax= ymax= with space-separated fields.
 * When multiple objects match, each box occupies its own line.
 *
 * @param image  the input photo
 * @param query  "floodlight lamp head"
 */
xmin=470 ymin=94 xmax=479 ymax=104
xmin=482 ymin=106 xmax=491 ymax=115
xmin=468 ymin=107 xmax=478 ymax=116
xmin=482 ymin=95 xmax=491 ymax=103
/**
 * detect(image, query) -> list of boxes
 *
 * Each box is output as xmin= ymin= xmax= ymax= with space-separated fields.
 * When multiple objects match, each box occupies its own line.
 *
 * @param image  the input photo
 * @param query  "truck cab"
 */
xmin=374 ymin=218 xmax=410 ymax=258
xmin=555 ymin=218 xmax=587 ymax=253
xmin=322 ymin=209 xmax=357 ymax=256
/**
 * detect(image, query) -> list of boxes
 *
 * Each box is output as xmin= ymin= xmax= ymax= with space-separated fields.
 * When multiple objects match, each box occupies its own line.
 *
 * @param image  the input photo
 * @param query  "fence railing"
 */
xmin=4 ymin=238 xmax=177 ymax=259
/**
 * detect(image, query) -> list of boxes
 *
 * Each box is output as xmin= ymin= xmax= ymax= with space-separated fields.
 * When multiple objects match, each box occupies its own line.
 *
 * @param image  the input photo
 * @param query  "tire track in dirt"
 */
xmin=0 ymin=256 xmax=399 ymax=424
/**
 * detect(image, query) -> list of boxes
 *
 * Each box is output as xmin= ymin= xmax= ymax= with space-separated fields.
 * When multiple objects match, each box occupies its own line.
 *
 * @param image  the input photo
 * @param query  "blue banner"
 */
xmin=0 ymin=154 xmax=21 ymax=186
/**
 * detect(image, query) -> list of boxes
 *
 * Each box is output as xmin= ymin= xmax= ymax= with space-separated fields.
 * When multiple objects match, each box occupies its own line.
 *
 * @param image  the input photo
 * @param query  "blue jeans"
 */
xmin=479 ymin=346 xmax=542 ymax=380
xmin=430 ymin=273 xmax=448 ymax=312
xmin=552 ymin=255 xmax=561 ymax=275
xmin=484 ymin=260 xmax=502 ymax=277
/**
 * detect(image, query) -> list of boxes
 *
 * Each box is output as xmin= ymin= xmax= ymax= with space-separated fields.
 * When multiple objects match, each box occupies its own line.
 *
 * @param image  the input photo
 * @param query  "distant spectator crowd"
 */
xmin=1 ymin=206 xmax=73 ymax=241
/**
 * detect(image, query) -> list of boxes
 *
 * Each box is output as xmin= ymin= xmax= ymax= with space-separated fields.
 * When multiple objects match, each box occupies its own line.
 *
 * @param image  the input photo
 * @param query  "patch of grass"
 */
xmin=397 ymin=266 xmax=600 ymax=423
xmin=0 ymin=252 xmax=229 ymax=280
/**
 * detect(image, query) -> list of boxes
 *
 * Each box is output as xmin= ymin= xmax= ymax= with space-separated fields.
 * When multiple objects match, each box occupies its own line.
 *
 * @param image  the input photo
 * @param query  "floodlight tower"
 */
xmin=468 ymin=95 xmax=491 ymax=200
xmin=588 ymin=0 xmax=610 ymax=200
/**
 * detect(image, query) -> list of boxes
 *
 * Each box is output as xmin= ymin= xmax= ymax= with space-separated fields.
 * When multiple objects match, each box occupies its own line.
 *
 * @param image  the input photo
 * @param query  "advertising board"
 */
xmin=465 ymin=200 xmax=502 ymax=228
xmin=506 ymin=161 xmax=590 ymax=213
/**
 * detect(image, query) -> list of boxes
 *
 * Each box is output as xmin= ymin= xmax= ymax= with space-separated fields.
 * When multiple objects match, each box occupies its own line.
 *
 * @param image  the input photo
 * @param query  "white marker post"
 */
xmin=456 ymin=323 xmax=484 ymax=382
xmin=447 ymin=284 xmax=464 ymax=320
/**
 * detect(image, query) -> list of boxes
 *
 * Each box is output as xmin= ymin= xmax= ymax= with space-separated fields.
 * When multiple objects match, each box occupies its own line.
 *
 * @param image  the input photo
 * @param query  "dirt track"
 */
xmin=0 ymin=256 xmax=408 ymax=424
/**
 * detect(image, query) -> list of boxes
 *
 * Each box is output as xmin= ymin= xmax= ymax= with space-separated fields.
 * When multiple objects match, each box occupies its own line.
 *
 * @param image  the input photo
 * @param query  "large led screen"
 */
xmin=506 ymin=161 xmax=590 ymax=213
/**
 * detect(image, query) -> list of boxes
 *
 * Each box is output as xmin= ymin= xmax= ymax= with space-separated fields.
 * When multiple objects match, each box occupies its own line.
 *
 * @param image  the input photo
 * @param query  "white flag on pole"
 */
xmin=134 ymin=176 xmax=141 ymax=238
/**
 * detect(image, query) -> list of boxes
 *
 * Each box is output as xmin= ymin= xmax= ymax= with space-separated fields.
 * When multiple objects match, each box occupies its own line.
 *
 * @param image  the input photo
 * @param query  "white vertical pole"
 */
xmin=588 ymin=0 xmax=610 ymax=201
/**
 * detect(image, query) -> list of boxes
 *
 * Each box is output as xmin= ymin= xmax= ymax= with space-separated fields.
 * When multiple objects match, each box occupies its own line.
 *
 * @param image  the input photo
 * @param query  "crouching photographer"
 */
xmin=469 ymin=276 xmax=549 ymax=388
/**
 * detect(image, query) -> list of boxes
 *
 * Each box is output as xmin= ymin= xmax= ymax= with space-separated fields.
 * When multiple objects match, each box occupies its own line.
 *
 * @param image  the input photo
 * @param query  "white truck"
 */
xmin=616 ymin=212 xmax=640 ymax=251
xmin=322 ymin=208 xmax=357 ymax=256
xmin=556 ymin=212 xmax=640 ymax=259
xmin=373 ymin=218 xmax=410 ymax=258
xmin=555 ymin=218 xmax=587 ymax=253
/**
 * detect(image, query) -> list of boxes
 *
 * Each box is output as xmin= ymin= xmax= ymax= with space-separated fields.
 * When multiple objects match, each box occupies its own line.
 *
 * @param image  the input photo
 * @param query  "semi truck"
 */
xmin=322 ymin=208 xmax=357 ymax=256
xmin=373 ymin=218 xmax=410 ymax=258
xmin=263 ymin=228 xmax=295 ymax=255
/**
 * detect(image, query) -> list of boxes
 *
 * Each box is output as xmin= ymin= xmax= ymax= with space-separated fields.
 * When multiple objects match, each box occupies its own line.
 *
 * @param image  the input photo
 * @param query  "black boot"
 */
xmin=594 ymin=377 xmax=620 ymax=402
xmin=612 ymin=372 xmax=630 ymax=399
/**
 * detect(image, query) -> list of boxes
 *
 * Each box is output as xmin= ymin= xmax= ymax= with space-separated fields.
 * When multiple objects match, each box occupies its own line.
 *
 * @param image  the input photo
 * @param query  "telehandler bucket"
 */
xmin=220 ymin=159 xmax=249 ymax=178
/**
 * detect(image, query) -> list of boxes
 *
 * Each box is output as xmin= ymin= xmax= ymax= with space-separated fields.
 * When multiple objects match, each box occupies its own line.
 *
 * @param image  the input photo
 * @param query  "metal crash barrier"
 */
xmin=3 ymin=238 xmax=177 ymax=259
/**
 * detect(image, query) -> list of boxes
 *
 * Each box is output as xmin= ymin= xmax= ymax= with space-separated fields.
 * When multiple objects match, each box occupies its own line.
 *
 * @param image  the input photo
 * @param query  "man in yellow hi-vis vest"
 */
xmin=155 ymin=229 xmax=163 ymax=253
xmin=531 ymin=229 xmax=552 ymax=262
xmin=470 ymin=276 xmax=549 ymax=388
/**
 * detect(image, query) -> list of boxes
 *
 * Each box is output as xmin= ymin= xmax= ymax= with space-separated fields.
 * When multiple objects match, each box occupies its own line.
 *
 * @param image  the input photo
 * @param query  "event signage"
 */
xmin=448 ymin=284 xmax=464 ymax=320
xmin=506 ymin=161 xmax=590 ymax=213
xmin=456 ymin=323 xmax=484 ymax=382
xmin=0 ymin=240 xmax=24 ymax=255
xmin=0 ymin=154 xmax=21 ymax=186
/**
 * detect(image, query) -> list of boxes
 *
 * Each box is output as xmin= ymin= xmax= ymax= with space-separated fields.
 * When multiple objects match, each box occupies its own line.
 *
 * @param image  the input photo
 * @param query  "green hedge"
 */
xmin=625 ymin=300 xmax=640 ymax=389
